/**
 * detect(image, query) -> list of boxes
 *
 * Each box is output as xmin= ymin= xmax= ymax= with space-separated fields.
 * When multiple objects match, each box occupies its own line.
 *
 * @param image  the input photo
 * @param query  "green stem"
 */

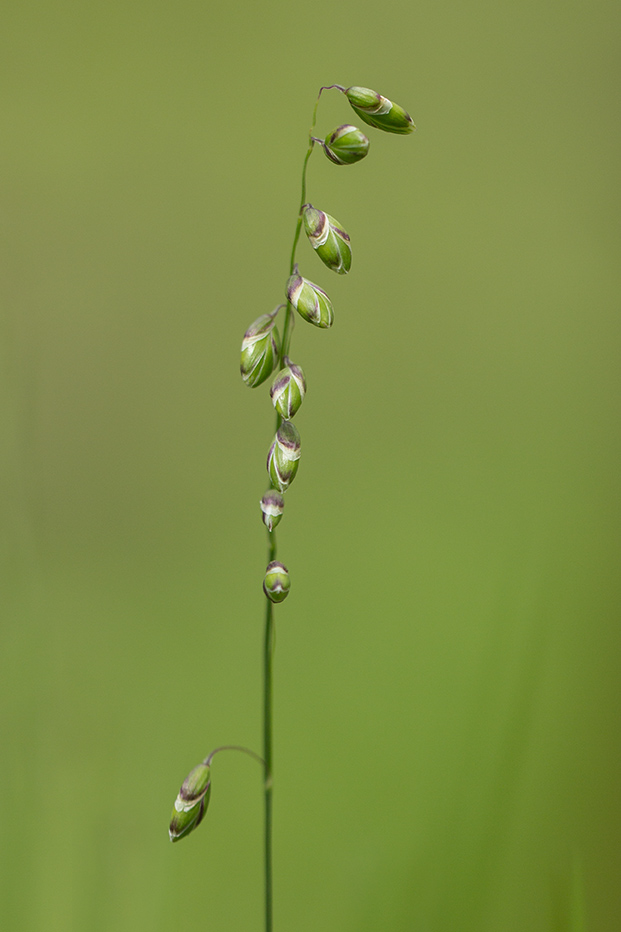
xmin=280 ymin=85 xmax=343 ymax=364
xmin=204 ymin=745 xmax=265 ymax=768
xmin=263 ymin=531 xmax=276 ymax=932
xmin=279 ymin=141 xmax=312 ymax=363
xmin=263 ymin=84 xmax=341 ymax=932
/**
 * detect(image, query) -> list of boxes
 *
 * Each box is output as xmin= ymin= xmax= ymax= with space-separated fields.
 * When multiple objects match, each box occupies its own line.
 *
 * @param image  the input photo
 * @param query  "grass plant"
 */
xmin=168 ymin=83 xmax=415 ymax=932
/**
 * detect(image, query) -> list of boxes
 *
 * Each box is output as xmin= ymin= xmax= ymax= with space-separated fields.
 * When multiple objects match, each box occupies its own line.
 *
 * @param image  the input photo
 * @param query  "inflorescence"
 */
xmin=169 ymin=83 xmax=414 ymax=845
xmin=242 ymin=85 xmax=415 ymax=606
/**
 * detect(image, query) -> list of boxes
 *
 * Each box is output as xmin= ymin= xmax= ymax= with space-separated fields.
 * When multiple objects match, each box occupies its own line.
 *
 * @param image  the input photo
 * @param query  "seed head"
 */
xmin=302 ymin=205 xmax=351 ymax=275
xmin=267 ymin=420 xmax=301 ymax=492
xmin=263 ymin=560 xmax=291 ymax=603
xmin=240 ymin=308 xmax=281 ymax=388
xmin=323 ymin=124 xmax=370 ymax=165
xmin=169 ymin=762 xmax=211 ymax=843
xmin=270 ymin=359 xmax=306 ymax=420
xmin=260 ymin=489 xmax=285 ymax=532
xmin=345 ymin=86 xmax=415 ymax=135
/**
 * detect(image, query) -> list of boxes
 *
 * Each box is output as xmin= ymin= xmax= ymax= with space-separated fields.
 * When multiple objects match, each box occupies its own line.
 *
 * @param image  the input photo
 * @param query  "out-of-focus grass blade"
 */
xmin=568 ymin=854 xmax=586 ymax=932
xmin=550 ymin=854 xmax=586 ymax=932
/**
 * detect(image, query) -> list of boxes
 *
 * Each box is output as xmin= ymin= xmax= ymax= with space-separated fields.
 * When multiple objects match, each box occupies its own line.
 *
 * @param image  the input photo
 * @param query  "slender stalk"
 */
xmin=204 ymin=746 xmax=265 ymax=767
xmin=262 ymin=84 xmax=341 ymax=932
xmin=263 ymin=531 xmax=276 ymax=932
xmin=280 ymin=85 xmax=342 ymax=364
xmin=279 ymin=140 xmax=312 ymax=363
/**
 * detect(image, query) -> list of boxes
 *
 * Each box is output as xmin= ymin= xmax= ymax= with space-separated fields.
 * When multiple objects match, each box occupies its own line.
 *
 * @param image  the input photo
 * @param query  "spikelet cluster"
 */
xmin=236 ymin=83 xmax=415 ymax=603
xmin=169 ymin=82 xmax=414 ymax=847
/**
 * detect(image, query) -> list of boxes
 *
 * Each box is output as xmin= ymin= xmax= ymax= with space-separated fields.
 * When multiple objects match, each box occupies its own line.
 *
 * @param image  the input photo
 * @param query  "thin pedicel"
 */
xmin=168 ymin=84 xmax=415 ymax=932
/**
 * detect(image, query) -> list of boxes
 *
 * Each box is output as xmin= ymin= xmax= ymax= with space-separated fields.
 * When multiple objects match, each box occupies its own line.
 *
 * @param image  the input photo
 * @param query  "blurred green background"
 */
xmin=2 ymin=0 xmax=620 ymax=929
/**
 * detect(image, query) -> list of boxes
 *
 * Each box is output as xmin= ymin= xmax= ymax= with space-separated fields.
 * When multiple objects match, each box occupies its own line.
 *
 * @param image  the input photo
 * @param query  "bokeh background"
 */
xmin=2 ymin=0 xmax=620 ymax=929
